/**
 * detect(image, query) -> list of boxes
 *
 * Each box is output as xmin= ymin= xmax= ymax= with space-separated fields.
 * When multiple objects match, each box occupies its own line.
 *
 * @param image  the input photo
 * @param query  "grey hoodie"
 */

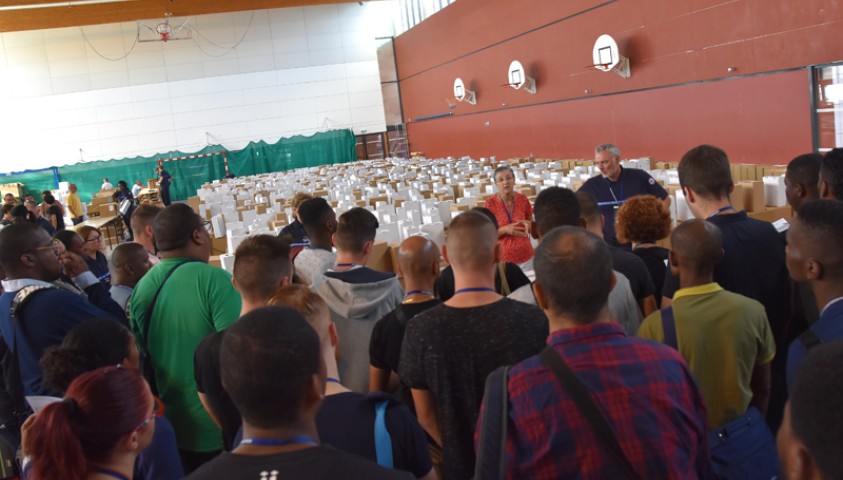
xmin=312 ymin=271 xmax=403 ymax=393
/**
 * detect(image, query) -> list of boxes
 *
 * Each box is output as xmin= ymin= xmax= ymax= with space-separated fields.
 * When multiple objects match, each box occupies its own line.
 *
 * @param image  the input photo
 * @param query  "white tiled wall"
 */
xmin=0 ymin=2 xmax=397 ymax=172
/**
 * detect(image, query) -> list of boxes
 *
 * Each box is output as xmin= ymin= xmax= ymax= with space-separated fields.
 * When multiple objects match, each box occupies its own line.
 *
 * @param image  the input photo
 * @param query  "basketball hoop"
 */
xmin=156 ymin=22 xmax=172 ymax=42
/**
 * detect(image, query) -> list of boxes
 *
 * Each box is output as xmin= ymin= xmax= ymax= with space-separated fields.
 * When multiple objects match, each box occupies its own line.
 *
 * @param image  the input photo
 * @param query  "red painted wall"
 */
xmin=395 ymin=0 xmax=843 ymax=164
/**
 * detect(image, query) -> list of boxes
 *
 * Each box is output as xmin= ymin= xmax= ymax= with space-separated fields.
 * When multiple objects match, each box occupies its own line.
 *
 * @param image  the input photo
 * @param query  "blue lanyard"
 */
xmin=454 ymin=287 xmax=495 ymax=295
xmin=405 ymin=290 xmax=434 ymax=297
xmin=607 ymin=180 xmax=624 ymax=206
xmin=94 ymin=469 xmax=130 ymax=480
xmin=706 ymin=206 xmax=734 ymax=219
xmin=327 ymin=377 xmax=341 ymax=384
xmin=499 ymin=195 xmax=514 ymax=224
xmin=239 ymin=435 xmax=318 ymax=447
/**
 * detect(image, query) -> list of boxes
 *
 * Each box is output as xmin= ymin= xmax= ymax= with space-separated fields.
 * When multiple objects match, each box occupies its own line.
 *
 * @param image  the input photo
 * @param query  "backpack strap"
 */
xmin=5 ymin=285 xmax=58 ymax=424
xmin=373 ymin=400 xmax=393 ymax=468
xmin=798 ymin=329 xmax=821 ymax=350
xmin=661 ymin=306 xmax=678 ymax=350
xmin=498 ymin=262 xmax=511 ymax=296
xmin=474 ymin=365 xmax=510 ymax=480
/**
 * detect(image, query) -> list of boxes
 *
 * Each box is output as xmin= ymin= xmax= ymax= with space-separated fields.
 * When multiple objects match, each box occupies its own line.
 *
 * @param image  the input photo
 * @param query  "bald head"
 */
xmin=398 ymin=236 xmax=439 ymax=282
xmin=445 ymin=210 xmax=498 ymax=272
xmin=670 ymin=219 xmax=724 ymax=274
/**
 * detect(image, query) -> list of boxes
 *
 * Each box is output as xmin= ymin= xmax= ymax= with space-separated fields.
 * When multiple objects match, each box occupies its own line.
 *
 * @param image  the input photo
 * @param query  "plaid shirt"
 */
xmin=494 ymin=322 xmax=710 ymax=479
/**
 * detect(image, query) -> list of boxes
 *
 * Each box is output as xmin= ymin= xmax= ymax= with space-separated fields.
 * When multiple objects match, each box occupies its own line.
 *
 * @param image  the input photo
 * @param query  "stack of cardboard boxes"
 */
xmin=87 ymin=190 xmax=119 ymax=218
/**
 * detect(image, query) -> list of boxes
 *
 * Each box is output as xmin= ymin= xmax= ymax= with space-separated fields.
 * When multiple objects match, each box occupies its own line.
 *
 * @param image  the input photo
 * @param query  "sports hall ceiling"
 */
xmin=0 ymin=0 xmax=366 ymax=32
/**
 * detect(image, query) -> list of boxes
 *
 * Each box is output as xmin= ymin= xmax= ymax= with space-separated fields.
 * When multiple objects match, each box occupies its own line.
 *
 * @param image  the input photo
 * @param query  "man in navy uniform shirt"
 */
xmin=578 ymin=143 xmax=669 ymax=244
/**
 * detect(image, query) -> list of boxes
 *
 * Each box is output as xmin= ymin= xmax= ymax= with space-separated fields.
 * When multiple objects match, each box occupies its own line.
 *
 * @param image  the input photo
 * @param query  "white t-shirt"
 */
xmin=132 ymin=183 xmax=142 ymax=198
xmin=294 ymin=248 xmax=336 ymax=285
xmin=101 ymin=182 xmax=113 ymax=190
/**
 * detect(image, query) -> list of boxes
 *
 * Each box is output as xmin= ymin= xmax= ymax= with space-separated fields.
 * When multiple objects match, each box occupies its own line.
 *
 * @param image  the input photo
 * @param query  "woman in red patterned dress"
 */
xmin=484 ymin=166 xmax=535 ymax=269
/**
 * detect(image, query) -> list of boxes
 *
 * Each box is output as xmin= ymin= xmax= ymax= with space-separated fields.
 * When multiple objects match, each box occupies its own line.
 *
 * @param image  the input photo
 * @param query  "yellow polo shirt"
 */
xmin=66 ymin=192 xmax=83 ymax=218
xmin=638 ymin=283 xmax=775 ymax=428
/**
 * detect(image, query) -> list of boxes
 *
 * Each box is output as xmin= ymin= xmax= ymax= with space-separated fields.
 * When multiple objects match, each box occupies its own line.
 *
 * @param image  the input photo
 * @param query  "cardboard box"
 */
xmin=211 ymin=236 xmax=227 ymax=255
xmin=148 ymin=179 xmax=158 ymax=189
xmin=208 ymin=255 xmax=221 ymax=268
xmin=187 ymin=196 xmax=200 ymax=213
xmin=365 ymin=241 xmax=393 ymax=273
xmin=98 ymin=202 xmax=118 ymax=216
xmin=739 ymin=181 xmax=765 ymax=212
xmin=749 ymin=206 xmax=793 ymax=223
xmin=731 ymin=184 xmax=745 ymax=212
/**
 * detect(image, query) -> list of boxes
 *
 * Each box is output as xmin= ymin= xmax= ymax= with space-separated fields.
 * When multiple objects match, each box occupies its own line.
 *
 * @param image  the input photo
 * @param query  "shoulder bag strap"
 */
xmin=139 ymin=259 xmax=198 ymax=358
xmin=661 ymin=306 xmax=678 ymax=350
xmin=798 ymin=329 xmax=821 ymax=350
xmin=373 ymin=400 xmax=393 ymax=468
xmin=474 ymin=365 xmax=510 ymax=480
xmin=498 ymin=262 xmax=510 ymax=296
xmin=394 ymin=305 xmax=407 ymax=326
xmin=538 ymin=347 xmax=641 ymax=480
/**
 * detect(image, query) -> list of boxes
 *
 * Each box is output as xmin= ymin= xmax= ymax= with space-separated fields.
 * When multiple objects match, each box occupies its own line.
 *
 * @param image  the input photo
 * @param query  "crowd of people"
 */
xmin=0 ymin=144 xmax=841 ymax=480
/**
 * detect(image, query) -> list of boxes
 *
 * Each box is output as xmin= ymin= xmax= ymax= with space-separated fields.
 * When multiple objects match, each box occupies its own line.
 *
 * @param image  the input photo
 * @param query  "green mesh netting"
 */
xmin=0 ymin=130 xmax=356 ymax=203
xmin=0 ymin=167 xmax=60 ymax=200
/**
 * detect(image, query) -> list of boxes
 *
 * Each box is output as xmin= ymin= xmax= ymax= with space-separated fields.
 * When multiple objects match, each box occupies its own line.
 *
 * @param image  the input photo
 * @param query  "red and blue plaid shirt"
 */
xmin=481 ymin=322 xmax=711 ymax=479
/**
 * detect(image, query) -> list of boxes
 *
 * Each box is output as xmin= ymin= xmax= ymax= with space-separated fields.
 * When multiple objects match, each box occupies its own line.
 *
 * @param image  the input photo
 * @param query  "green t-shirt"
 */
xmin=130 ymin=257 xmax=241 ymax=452
xmin=638 ymin=283 xmax=775 ymax=429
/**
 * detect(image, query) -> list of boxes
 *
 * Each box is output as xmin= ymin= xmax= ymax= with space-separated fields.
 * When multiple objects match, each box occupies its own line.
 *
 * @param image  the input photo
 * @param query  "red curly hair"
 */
xmin=616 ymin=195 xmax=672 ymax=244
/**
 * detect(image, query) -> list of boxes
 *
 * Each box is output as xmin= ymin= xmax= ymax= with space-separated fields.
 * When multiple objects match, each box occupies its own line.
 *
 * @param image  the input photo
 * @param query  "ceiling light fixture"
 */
xmin=0 ymin=0 xmax=138 ymax=12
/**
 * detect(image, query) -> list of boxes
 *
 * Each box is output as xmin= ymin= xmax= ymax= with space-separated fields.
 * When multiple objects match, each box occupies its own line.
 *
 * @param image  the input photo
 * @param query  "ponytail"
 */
xmin=29 ymin=399 xmax=88 ymax=480
xmin=27 ymin=367 xmax=151 ymax=479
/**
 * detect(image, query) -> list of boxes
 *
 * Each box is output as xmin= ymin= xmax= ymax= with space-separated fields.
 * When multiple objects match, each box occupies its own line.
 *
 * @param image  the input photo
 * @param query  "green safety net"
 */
xmin=0 ymin=167 xmax=60 ymax=200
xmin=0 ymin=129 xmax=357 ymax=203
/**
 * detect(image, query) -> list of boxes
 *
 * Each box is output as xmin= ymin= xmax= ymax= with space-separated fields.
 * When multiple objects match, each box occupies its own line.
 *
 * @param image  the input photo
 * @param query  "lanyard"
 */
xmin=335 ymin=263 xmax=360 ymax=268
xmin=706 ymin=206 xmax=734 ymax=220
xmin=499 ymin=194 xmax=515 ymax=224
xmin=94 ymin=469 xmax=130 ymax=480
xmin=327 ymin=377 xmax=341 ymax=384
xmin=607 ymin=181 xmax=624 ymax=206
xmin=239 ymin=435 xmax=318 ymax=447
xmin=405 ymin=290 xmax=434 ymax=297
xmin=454 ymin=287 xmax=495 ymax=295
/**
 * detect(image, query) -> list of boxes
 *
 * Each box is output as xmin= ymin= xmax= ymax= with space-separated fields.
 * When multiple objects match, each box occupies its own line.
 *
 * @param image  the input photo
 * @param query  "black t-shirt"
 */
xmin=662 ymin=212 xmax=789 ymax=346
xmin=279 ymin=220 xmax=308 ymax=244
xmin=186 ymin=445 xmax=413 ymax=480
xmin=435 ymin=263 xmax=530 ymax=301
xmin=86 ymin=250 xmax=111 ymax=286
xmin=325 ymin=267 xmax=395 ymax=284
xmin=316 ymin=392 xmax=432 ymax=478
xmin=369 ymin=299 xmax=442 ymax=412
xmin=632 ymin=246 xmax=669 ymax=304
xmin=48 ymin=205 xmax=64 ymax=230
xmin=609 ymin=246 xmax=655 ymax=300
xmin=194 ymin=331 xmax=240 ymax=450
xmin=399 ymin=299 xmax=548 ymax=480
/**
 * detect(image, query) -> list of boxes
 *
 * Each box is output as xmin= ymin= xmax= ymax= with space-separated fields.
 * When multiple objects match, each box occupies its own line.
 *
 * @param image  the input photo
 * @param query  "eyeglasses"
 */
xmin=25 ymin=239 xmax=62 ymax=257
xmin=85 ymin=234 xmax=103 ymax=243
xmin=200 ymin=220 xmax=212 ymax=234
xmin=136 ymin=398 xmax=163 ymax=431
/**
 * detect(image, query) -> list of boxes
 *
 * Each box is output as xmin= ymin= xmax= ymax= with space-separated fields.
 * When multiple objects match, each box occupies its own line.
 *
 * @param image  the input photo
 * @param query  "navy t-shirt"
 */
xmin=578 ymin=166 xmax=668 ymax=244
xmin=316 ymin=392 xmax=433 ymax=478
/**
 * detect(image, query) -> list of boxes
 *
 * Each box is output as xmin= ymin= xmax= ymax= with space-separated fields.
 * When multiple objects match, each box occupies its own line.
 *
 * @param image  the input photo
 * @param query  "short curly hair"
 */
xmin=616 ymin=195 xmax=672 ymax=244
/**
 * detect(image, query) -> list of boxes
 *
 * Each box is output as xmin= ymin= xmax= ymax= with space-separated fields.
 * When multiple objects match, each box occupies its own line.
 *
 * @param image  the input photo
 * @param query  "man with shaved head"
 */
xmin=488 ymin=226 xmax=708 ymax=478
xmin=399 ymin=210 xmax=547 ymax=480
xmin=639 ymin=219 xmax=775 ymax=434
xmin=109 ymin=242 xmax=153 ymax=313
xmin=369 ymin=235 xmax=441 ymax=406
